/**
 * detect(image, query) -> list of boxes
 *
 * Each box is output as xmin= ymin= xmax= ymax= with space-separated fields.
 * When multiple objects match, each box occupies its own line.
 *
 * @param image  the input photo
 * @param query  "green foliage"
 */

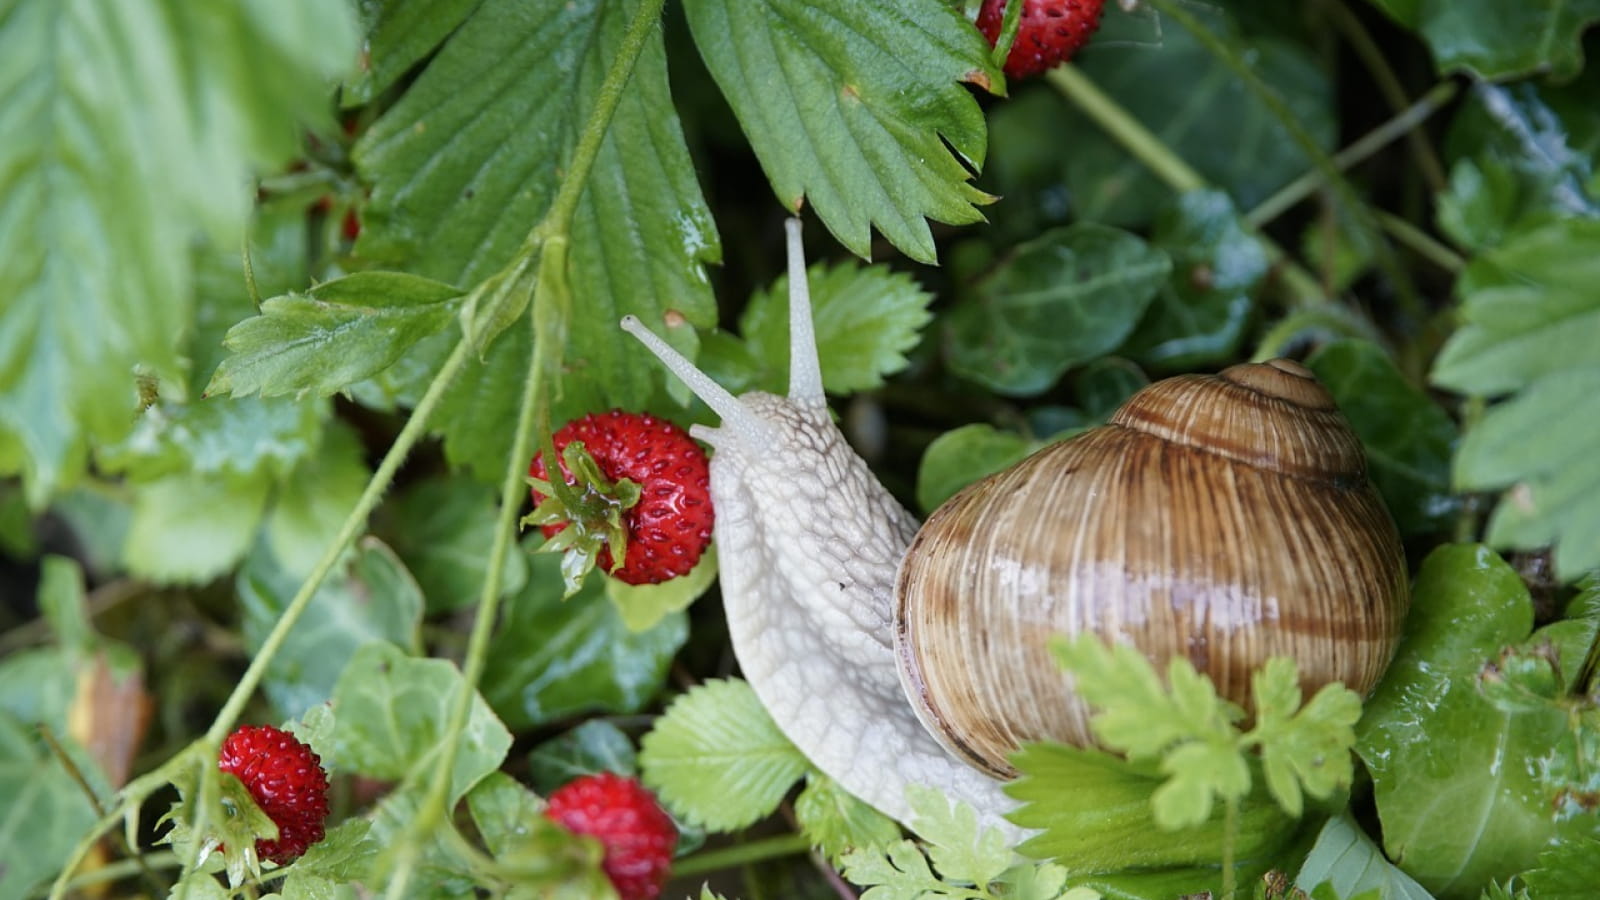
xmin=1430 ymin=220 xmax=1600 ymax=578
xmin=944 ymin=224 xmax=1171 ymax=395
xmin=0 ymin=713 xmax=99 ymax=900
xmin=738 ymin=262 xmax=935 ymax=395
xmin=1307 ymin=340 xmax=1458 ymax=537
xmin=464 ymin=773 xmax=617 ymax=898
xmin=838 ymin=786 xmax=1091 ymax=900
xmin=527 ymin=720 xmax=638 ymax=795
xmin=239 ymin=539 xmax=424 ymax=720
xmin=795 ymin=772 xmax=903 ymax=865
xmin=324 ymin=642 xmax=511 ymax=803
xmin=1294 ymin=814 xmax=1436 ymax=900
xmin=206 ymin=272 xmax=463 ymax=399
xmin=1356 ymin=545 xmax=1600 ymax=898
xmin=375 ymin=474 xmax=530 ymax=612
xmin=1369 ymin=1 xmax=1600 ymax=81
xmin=0 ymin=0 xmax=358 ymax=505
xmin=683 ymin=0 xmax=998 ymax=263
xmin=1052 ymin=636 xmax=1360 ymax=828
xmin=482 ymin=552 xmax=688 ymax=731
xmin=638 ymin=678 xmax=810 ymax=832
xmin=914 ymin=424 xmax=1048 ymax=514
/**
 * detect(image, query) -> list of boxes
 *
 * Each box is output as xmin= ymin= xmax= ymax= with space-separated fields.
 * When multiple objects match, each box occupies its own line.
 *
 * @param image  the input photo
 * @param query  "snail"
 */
xmin=620 ymin=219 xmax=1408 ymax=840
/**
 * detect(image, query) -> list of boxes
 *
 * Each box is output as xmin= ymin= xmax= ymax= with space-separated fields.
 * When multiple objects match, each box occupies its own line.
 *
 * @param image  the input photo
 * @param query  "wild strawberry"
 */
xmin=217 ymin=725 xmax=330 ymax=865
xmin=977 ymin=0 xmax=1106 ymax=80
xmin=527 ymin=410 xmax=713 ymax=592
xmin=545 ymin=772 xmax=677 ymax=900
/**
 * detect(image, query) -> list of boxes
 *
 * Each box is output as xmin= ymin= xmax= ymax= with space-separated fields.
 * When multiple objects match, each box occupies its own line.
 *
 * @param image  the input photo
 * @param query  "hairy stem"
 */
xmin=382 ymin=0 xmax=668 ymax=895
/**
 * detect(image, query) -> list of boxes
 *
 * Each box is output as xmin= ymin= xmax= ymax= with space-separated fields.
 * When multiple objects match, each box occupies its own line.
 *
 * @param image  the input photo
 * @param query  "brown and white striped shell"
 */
xmin=894 ymin=359 xmax=1409 ymax=777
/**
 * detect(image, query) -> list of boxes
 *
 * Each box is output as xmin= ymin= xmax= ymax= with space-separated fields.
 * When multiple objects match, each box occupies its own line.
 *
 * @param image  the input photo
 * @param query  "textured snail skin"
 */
xmin=896 ymin=360 xmax=1409 ymax=776
xmin=622 ymin=220 xmax=1023 ymax=839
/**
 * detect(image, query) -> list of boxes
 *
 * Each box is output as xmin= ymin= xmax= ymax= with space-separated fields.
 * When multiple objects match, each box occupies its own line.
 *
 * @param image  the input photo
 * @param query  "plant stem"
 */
xmin=1046 ymin=63 xmax=1330 ymax=308
xmin=382 ymin=0 xmax=668 ymax=893
xmin=1046 ymin=65 xmax=1205 ymax=194
xmin=1375 ymin=209 xmax=1466 ymax=273
xmin=1318 ymin=0 xmax=1449 ymax=191
xmin=672 ymin=833 xmax=814 ymax=878
xmin=1146 ymin=0 xmax=1423 ymax=318
xmin=32 ymin=852 xmax=181 ymax=898
xmin=1245 ymin=81 xmax=1458 ymax=229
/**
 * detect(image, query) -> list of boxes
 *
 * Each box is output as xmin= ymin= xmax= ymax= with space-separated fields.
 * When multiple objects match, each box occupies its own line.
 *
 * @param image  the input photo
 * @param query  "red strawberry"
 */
xmin=217 ymin=725 xmax=330 ymax=865
xmin=977 ymin=0 xmax=1106 ymax=80
xmin=545 ymin=772 xmax=677 ymax=900
xmin=527 ymin=410 xmax=713 ymax=590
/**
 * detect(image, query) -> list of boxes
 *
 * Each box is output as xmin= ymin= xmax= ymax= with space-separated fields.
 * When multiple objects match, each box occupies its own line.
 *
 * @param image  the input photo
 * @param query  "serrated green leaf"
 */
xmin=375 ymin=474 xmax=529 ymax=613
xmin=795 ymin=772 xmax=902 ymax=864
xmin=1124 ymin=189 xmax=1267 ymax=371
xmin=483 ymin=553 xmax=687 ymax=731
xmin=638 ymin=678 xmax=809 ymax=832
xmin=289 ymin=820 xmax=377 ymax=884
xmin=905 ymin=783 xmax=1012 ymax=887
xmin=527 ymin=721 xmax=638 ymax=795
xmin=683 ymin=0 xmax=997 ymax=263
xmin=914 ymin=424 xmax=1046 ymax=514
xmin=122 ymin=471 xmax=274 ymax=585
xmin=353 ymin=0 xmax=718 ymax=416
xmin=0 ymin=0 xmax=358 ymax=505
xmin=1051 ymin=635 xmax=1239 ymax=760
xmin=738 ymin=261 xmax=934 ymax=395
xmin=325 ymin=643 xmax=511 ymax=803
xmin=0 ymin=712 xmax=98 ymax=900
xmin=840 ymin=840 xmax=945 ymax=900
xmin=239 ymin=538 xmax=424 ymax=721
xmin=1356 ymin=544 xmax=1600 ymax=898
xmin=206 ymin=272 xmax=463 ymax=399
xmin=1520 ymin=837 xmax=1600 ymax=899
xmin=1294 ymin=814 xmax=1437 ymax=900
xmin=1153 ymin=741 xmax=1252 ymax=829
xmin=945 ymin=225 xmax=1170 ymax=396
xmin=103 ymin=395 xmax=326 ymax=485
xmin=1249 ymin=665 xmax=1361 ymax=819
xmin=1430 ymin=219 xmax=1600 ymax=579
xmin=345 ymin=0 xmax=482 ymax=105
xmin=1006 ymin=742 xmax=1297 ymax=871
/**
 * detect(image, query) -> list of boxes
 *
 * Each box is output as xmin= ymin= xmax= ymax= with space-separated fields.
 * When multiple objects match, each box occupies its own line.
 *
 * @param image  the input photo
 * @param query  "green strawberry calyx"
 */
xmin=524 ymin=440 xmax=642 ymax=597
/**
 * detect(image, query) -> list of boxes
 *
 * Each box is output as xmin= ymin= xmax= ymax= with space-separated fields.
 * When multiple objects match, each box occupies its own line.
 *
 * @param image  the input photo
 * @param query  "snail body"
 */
xmin=622 ymin=219 xmax=1408 ymax=839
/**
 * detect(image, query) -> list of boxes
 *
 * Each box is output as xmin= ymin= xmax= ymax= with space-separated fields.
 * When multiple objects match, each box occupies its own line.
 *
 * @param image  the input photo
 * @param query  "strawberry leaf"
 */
xmin=352 ymin=0 xmax=719 ymax=465
xmin=205 ymin=272 xmax=464 ymax=399
xmin=0 ymin=0 xmax=357 ymax=505
xmin=682 ymin=0 xmax=1000 ymax=264
xmin=638 ymin=678 xmax=809 ymax=832
xmin=795 ymin=772 xmax=902 ymax=865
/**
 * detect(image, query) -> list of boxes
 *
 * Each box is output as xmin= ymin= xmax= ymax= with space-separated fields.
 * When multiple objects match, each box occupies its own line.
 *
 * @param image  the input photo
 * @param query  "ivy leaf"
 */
xmin=352 ymin=0 xmax=718 ymax=423
xmin=528 ymin=721 xmax=638 ymax=795
xmin=1356 ymin=544 xmax=1600 ymax=897
xmin=205 ymin=272 xmax=463 ymax=399
xmin=0 ymin=0 xmax=358 ymax=505
xmin=914 ymin=424 xmax=1045 ymax=515
xmin=637 ymin=678 xmax=809 ymax=832
xmin=1371 ymin=1 xmax=1600 ymax=82
xmin=1123 ymin=189 xmax=1267 ymax=371
xmin=1294 ymin=814 xmax=1436 ymax=900
xmin=375 ymin=474 xmax=530 ymax=613
xmin=1039 ymin=13 xmax=1333 ymax=227
xmin=682 ymin=0 xmax=999 ymax=263
xmin=740 ymin=262 xmax=935 ymax=395
xmin=1431 ymin=219 xmax=1600 ymax=579
xmin=482 ymin=553 xmax=687 ymax=731
xmin=325 ymin=642 xmax=512 ymax=803
xmin=1307 ymin=340 xmax=1459 ymax=538
xmin=0 ymin=712 xmax=98 ymax=900
xmin=795 ymin=772 xmax=902 ymax=865
xmin=239 ymin=538 xmax=425 ymax=721
xmin=944 ymin=224 xmax=1171 ymax=396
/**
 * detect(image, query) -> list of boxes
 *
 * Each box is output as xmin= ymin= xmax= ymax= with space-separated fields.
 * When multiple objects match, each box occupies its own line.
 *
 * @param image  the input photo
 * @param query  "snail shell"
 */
xmin=895 ymin=359 xmax=1409 ymax=777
